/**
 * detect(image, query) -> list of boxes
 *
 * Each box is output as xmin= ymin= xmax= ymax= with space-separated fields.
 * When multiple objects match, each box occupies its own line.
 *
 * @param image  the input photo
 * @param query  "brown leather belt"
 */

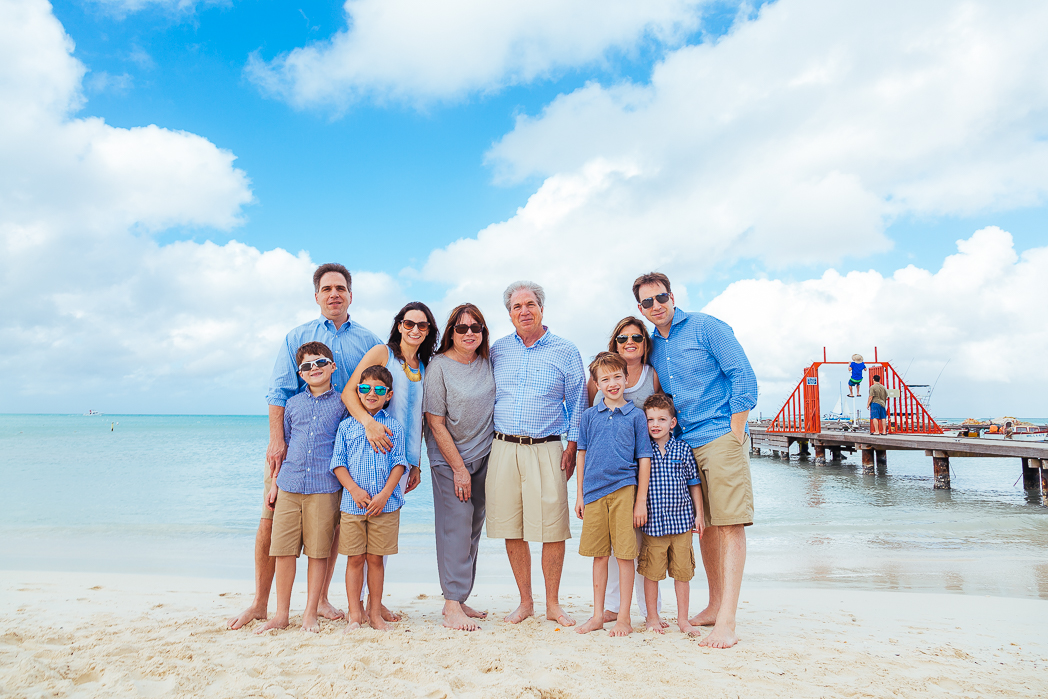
xmin=494 ymin=432 xmax=561 ymax=445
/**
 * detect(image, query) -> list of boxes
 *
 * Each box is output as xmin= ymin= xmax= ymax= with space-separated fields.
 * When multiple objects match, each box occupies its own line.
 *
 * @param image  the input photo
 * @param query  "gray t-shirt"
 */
xmin=423 ymin=353 xmax=496 ymax=468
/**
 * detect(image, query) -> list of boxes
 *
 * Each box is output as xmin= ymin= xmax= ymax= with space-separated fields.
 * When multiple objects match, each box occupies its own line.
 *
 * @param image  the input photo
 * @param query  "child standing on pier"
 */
xmin=848 ymin=354 xmax=866 ymax=397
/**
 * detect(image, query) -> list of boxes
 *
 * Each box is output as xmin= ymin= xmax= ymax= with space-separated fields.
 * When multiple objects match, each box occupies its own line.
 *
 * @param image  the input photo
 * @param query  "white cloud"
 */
xmin=704 ymin=228 xmax=1048 ymax=418
xmin=246 ymin=0 xmax=706 ymax=109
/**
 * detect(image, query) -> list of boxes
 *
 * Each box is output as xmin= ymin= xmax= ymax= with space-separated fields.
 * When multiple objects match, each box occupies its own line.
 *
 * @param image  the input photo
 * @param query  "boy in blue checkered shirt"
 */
xmin=638 ymin=393 xmax=705 ymax=636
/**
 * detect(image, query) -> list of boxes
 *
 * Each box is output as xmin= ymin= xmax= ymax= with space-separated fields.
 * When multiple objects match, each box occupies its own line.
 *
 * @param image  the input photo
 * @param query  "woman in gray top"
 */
xmin=423 ymin=303 xmax=496 ymax=631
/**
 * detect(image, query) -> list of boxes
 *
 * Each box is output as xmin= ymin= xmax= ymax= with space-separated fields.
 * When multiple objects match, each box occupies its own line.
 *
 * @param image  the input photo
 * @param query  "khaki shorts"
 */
xmin=269 ymin=489 xmax=341 ymax=558
xmin=339 ymin=510 xmax=400 ymax=556
xmin=579 ymin=486 xmax=638 ymax=559
xmin=638 ymin=531 xmax=695 ymax=582
xmin=485 ymin=439 xmax=571 ymax=542
xmin=693 ymin=433 xmax=753 ymax=527
xmin=261 ymin=469 xmax=275 ymax=520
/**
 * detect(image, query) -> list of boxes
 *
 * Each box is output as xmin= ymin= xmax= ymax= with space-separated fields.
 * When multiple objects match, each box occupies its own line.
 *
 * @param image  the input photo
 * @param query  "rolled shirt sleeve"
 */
xmin=703 ymin=318 xmax=758 ymax=415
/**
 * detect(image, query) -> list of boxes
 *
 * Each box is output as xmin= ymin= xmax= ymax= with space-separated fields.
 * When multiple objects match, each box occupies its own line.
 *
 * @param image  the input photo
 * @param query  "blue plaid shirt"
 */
xmin=276 ymin=387 xmax=347 ymax=494
xmin=643 ymin=436 xmax=702 ymax=537
xmin=330 ymin=410 xmax=406 ymax=515
xmin=266 ymin=315 xmax=383 ymax=407
xmin=649 ymin=308 xmax=758 ymax=448
xmin=491 ymin=328 xmax=587 ymax=442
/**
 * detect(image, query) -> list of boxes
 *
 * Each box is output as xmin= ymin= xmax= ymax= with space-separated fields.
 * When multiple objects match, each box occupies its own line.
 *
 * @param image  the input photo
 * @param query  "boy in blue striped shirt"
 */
xmin=639 ymin=393 xmax=705 ymax=636
xmin=330 ymin=364 xmax=407 ymax=631
xmin=256 ymin=341 xmax=346 ymax=635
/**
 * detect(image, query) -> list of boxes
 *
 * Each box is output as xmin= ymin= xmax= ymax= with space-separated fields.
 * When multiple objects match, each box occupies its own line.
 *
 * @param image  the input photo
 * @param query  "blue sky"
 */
xmin=2 ymin=0 xmax=1047 ymax=416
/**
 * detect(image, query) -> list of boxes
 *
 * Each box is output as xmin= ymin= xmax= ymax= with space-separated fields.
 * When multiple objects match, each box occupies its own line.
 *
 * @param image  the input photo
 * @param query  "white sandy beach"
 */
xmin=1 ymin=570 xmax=1046 ymax=698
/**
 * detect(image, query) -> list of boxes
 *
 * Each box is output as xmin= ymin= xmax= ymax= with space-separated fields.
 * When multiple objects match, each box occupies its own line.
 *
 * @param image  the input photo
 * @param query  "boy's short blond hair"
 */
xmin=852 ymin=353 xmax=863 ymax=362
xmin=588 ymin=351 xmax=628 ymax=382
xmin=643 ymin=393 xmax=676 ymax=417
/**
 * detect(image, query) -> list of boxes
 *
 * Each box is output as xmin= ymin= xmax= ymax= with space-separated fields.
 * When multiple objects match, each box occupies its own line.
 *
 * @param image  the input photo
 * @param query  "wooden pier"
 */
xmin=749 ymin=425 xmax=1048 ymax=502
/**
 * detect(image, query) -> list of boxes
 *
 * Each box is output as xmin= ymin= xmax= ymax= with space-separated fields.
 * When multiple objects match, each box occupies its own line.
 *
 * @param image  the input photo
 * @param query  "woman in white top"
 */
xmin=587 ymin=316 xmax=665 ymax=625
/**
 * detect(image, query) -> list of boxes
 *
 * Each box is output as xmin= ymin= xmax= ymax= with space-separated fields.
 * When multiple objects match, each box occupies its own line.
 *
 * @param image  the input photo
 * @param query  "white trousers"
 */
xmin=604 ymin=530 xmax=662 ymax=614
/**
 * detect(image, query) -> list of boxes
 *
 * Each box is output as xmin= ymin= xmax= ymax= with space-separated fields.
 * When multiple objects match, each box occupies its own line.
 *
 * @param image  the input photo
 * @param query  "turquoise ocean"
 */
xmin=3 ymin=414 xmax=1047 ymax=599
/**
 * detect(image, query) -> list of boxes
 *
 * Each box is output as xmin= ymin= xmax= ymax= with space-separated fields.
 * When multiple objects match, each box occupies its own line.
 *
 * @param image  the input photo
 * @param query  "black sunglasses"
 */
xmin=401 ymin=319 xmax=430 ymax=331
xmin=357 ymin=384 xmax=390 ymax=396
xmin=615 ymin=334 xmax=645 ymax=344
xmin=453 ymin=323 xmax=484 ymax=334
xmin=297 ymin=358 xmax=334 ymax=372
xmin=640 ymin=292 xmax=671 ymax=309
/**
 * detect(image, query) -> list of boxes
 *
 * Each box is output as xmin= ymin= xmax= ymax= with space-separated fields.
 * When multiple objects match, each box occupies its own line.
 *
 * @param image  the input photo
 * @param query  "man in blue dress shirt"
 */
xmin=228 ymin=262 xmax=383 ymax=630
xmin=488 ymin=280 xmax=587 ymax=628
xmin=634 ymin=271 xmax=758 ymax=649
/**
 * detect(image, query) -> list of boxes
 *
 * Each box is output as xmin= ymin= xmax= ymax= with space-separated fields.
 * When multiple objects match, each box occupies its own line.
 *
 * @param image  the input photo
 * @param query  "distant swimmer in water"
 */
xmin=848 ymin=354 xmax=866 ymax=397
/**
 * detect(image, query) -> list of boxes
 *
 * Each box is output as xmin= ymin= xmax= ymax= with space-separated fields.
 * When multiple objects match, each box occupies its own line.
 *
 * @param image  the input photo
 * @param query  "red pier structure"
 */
xmin=768 ymin=347 xmax=942 ymax=435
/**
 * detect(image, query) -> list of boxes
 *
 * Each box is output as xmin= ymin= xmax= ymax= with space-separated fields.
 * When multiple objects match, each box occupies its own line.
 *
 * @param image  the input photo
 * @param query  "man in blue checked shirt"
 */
xmin=634 ymin=271 xmax=758 ymax=650
xmin=228 ymin=263 xmax=383 ymax=631
xmin=488 ymin=280 xmax=587 ymax=628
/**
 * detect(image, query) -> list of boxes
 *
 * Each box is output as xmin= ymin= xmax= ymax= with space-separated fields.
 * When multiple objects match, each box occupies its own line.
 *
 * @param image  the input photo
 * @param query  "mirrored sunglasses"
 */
xmin=453 ymin=323 xmax=484 ymax=334
xmin=297 ymin=358 xmax=334 ymax=372
xmin=357 ymin=384 xmax=390 ymax=396
xmin=640 ymin=292 xmax=670 ymax=309
xmin=615 ymin=334 xmax=645 ymax=344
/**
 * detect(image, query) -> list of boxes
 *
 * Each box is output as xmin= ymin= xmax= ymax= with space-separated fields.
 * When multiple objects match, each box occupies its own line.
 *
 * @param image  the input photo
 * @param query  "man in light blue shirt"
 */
xmin=488 ymin=280 xmax=586 ymax=628
xmin=635 ymin=271 xmax=757 ymax=650
xmin=227 ymin=263 xmax=383 ymax=630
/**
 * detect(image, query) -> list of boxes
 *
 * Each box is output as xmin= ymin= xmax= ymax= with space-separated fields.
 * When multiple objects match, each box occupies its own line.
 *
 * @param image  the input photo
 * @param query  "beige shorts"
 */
xmin=638 ymin=531 xmax=695 ymax=582
xmin=269 ymin=489 xmax=341 ymax=558
xmin=339 ymin=510 xmax=400 ymax=556
xmin=485 ymin=439 xmax=571 ymax=542
xmin=579 ymin=485 xmax=638 ymax=559
xmin=261 ymin=469 xmax=275 ymax=520
xmin=693 ymin=432 xmax=754 ymax=527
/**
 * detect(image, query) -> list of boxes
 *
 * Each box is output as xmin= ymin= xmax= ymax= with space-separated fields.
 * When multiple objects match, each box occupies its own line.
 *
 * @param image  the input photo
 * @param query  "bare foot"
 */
xmin=688 ymin=606 xmax=717 ymax=627
xmin=254 ymin=615 xmax=289 ymax=634
xmin=301 ymin=613 xmax=320 ymax=633
xmin=608 ymin=619 xmax=632 ymax=637
xmin=575 ymin=615 xmax=605 ymax=634
xmin=369 ymin=615 xmax=392 ymax=632
xmin=699 ymin=623 xmax=739 ymax=648
xmin=442 ymin=603 xmax=480 ymax=632
xmin=343 ymin=620 xmax=361 ymax=633
xmin=318 ymin=599 xmax=345 ymax=621
xmin=678 ymin=619 xmax=701 ymax=637
xmin=460 ymin=603 xmax=488 ymax=619
xmin=364 ymin=596 xmax=401 ymax=622
xmin=602 ymin=609 xmax=619 ymax=623
xmin=227 ymin=603 xmax=267 ymax=630
xmin=546 ymin=604 xmax=575 ymax=627
xmin=645 ymin=616 xmax=666 ymax=634
xmin=504 ymin=602 xmax=534 ymax=624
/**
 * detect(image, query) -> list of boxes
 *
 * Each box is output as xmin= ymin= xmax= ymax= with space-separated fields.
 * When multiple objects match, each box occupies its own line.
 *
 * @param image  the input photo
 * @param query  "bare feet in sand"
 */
xmin=645 ymin=615 xmax=666 ymax=634
xmin=460 ymin=603 xmax=487 ymax=619
xmin=301 ymin=612 xmax=320 ymax=633
xmin=575 ymin=615 xmax=605 ymax=634
xmin=318 ymin=599 xmax=345 ymax=621
xmin=254 ymin=615 xmax=289 ymax=634
xmin=608 ymin=619 xmax=632 ymax=637
xmin=677 ymin=619 xmax=701 ymax=637
xmin=343 ymin=620 xmax=361 ymax=633
xmin=504 ymin=602 xmax=534 ymax=624
xmin=688 ymin=606 xmax=717 ymax=627
xmin=442 ymin=602 xmax=480 ymax=631
xmin=227 ymin=603 xmax=267 ymax=630
xmin=699 ymin=623 xmax=739 ymax=648
xmin=546 ymin=604 xmax=575 ymax=627
xmin=602 ymin=609 xmax=619 ymax=623
xmin=369 ymin=614 xmax=393 ymax=632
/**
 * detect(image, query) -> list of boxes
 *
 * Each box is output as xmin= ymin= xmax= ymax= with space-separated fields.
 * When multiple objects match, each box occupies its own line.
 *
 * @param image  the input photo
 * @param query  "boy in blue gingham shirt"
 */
xmin=638 ymin=393 xmax=706 ymax=636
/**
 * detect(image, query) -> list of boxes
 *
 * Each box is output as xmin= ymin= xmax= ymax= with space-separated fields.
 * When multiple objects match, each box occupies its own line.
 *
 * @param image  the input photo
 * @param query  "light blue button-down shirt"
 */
xmin=277 ymin=387 xmax=347 ymax=494
xmin=266 ymin=315 xmax=383 ymax=407
xmin=490 ymin=328 xmax=587 ymax=442
xmin=330 ymin=410 xmax=407 ymax=515
xmin=649 ymin=308 xmax=758 ymax=448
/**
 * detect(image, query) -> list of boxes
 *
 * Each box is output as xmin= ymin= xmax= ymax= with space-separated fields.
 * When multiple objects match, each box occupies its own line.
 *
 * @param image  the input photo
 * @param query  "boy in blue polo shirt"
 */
xmin=638 ymin=393 xmax=705 ymax=636
xmin=574 ymin=352 xmax=652 ymax=637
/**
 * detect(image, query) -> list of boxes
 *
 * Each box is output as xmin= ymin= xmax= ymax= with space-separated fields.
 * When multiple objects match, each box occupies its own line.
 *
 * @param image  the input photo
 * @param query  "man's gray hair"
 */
xmin=503 ymin=280 xmax=545 ymax=311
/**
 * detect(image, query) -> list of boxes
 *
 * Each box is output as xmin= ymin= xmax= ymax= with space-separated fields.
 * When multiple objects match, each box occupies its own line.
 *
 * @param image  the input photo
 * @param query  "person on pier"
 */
xmin=634 ymin=271 xmax=758 ymax=649
xmin=848 ymin=354 xmax=866 ymax=397
xmin=867 ymin=374 xmax=888 ymax=435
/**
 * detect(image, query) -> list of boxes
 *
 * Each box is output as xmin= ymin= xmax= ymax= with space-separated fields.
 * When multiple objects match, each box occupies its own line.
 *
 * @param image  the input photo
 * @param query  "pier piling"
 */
xmin=798 ymin=440 xmax=810 ymax=457
xmin=860 ymin=447 xmax=874 ymax=475
xmin=1034 ymin=459 xmax=1047 ymax=506
xmin=1022 ymin=458 xmax=1039 ymax=491
xmin=875 ymin=449 xmax=887 ymax=475
xmin=814 ymin=444 xmax=826 ymax=465
xmin=932 ymin=451 xmax=951 ymax=489
xmin=830 ymin=447 xmax=843 ymax=461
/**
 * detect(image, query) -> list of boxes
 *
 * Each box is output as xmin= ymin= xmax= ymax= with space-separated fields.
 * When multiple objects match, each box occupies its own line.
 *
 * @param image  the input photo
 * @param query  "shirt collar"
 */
xmin=307 ymin=386 xmax=338 ymax=400
xmin=513 ymin=326 xmax=550 ymax=348
xmin=670 ymin=307 xmax=686 ymax=326
xmin=371 ymin=408 xmax=389 ymax=420
xmin=596 ymin=397 xmax=634 ymax=414
xmin=321 ymin=314 xmax=353 ymax=332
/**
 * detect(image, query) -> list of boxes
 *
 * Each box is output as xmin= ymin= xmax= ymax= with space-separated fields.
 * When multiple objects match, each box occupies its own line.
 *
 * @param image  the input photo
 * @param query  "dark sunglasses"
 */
xmin=453 ymin=323 xmax=484 ymax=334
xmin=297 ymin=358 xmax=334 ymax=372
xmin=401 ymin=319 xmax=430 ymax=331
xmin=357 ymin=384 xmax=390 ymax=396
xmin=615 ymin=333 xmax=645 ymax=344
xmin=640 ymin=292 xmax=671 ymax=309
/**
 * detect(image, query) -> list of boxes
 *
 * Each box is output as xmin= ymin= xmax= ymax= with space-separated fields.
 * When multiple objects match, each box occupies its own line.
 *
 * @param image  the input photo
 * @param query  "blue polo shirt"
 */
xmin=577 ymin=398 xmax=653 ymax=505
xmin=649 ymin=308 xmax=758 ymax=448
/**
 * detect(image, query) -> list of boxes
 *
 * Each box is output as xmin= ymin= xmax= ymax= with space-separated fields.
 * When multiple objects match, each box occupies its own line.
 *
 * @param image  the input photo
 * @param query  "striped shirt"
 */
xmin=266 ymin=315 xmax=383 ymax=407
xmin=330 ymin=410 xmax=407 ymax=515
xmin=643 ymin=436 xmax=702 ymax=537
xmin=490 ymin=328 xmax=587 ymax=442
xmin=276 ymin=387 xmax=347 ymax=494
xmin=649 ymin=308 xmax=758 ymax=448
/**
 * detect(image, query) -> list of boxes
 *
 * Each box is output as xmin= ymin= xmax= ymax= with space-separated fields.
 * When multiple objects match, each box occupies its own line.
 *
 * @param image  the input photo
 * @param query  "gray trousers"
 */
xmin=431 ymin=455 xmax=488 ymax=603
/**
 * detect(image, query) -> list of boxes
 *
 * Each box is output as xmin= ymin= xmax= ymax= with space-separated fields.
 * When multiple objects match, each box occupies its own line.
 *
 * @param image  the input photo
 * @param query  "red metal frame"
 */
xmin=768 ymin=348 xmax=943 ymax=435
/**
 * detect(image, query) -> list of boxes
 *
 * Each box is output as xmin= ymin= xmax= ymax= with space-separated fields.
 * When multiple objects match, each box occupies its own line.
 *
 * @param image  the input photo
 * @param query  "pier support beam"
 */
xmin=860 ymin=447 xmax=874 ymax=475
xmin=875 ymin=449 xmax=887 ymax=475
xmin=813 ymin=444 xmax=826 ymax=465
xmin=798 ymin=439 xmax=810 ymax=457
xmin=1033 ymin=459 xmax=1047 ymax=507
xmin=932 ymin=450 xmax=951 ymax=489
xmin=830 ymin=447 xmax=843 ymax=461
xmin=1022 ymin=458 xmax=1039 ymax=491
